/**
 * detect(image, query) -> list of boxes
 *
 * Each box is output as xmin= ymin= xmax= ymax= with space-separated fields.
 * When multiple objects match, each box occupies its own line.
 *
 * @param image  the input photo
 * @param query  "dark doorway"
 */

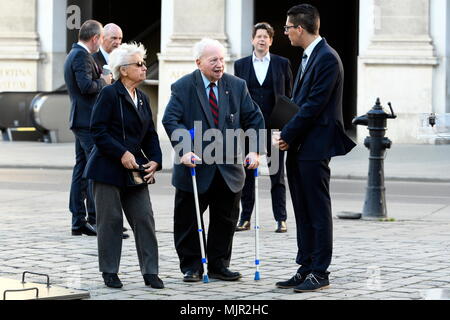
xmin=66 ymin=1 xmax=161 ymax=79
xmin=255 ymin=1 xmax=359 ymax=131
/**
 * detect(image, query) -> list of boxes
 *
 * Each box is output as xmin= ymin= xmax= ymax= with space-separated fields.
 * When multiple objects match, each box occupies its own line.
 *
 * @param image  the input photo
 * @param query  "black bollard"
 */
xmin=353 ymin=98 xmax=397 ymax=219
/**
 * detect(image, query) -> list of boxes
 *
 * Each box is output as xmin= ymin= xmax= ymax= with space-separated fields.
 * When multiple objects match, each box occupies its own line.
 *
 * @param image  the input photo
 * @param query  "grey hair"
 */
xmin=108 ymin=42 xmax=147 ymax=80
xmin=193 ymin=38 xmax=225 ymax=60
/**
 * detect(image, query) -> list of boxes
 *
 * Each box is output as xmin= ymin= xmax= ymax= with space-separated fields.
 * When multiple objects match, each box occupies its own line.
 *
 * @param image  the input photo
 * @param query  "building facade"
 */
xmin=0 ymin=0 xmax=449 ymax=143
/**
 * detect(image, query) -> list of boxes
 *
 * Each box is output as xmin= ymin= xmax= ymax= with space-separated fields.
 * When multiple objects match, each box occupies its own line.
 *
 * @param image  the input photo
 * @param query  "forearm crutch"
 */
xmin=190 ymin=164 xmax=209 ymax=283
xmin=246 ymin=158 xmax=261 ymax=281
xmin=189 ymin=127 xmax=209 ymax=283
xmin=253 ymin=167 xmax=261 ymax=281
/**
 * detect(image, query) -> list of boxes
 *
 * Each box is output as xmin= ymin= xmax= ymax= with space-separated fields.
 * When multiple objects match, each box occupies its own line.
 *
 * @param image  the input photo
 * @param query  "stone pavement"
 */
xmin=2 ymin=140 xmax=450 ymax=181
xmin=0 ymin=141 xmax=450 ymax=301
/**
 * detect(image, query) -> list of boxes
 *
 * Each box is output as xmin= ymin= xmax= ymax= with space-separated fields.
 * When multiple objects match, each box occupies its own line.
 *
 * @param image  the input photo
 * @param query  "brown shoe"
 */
xmin=235 ymin=220 xmax=251 ymax=232
xmin=275 ymin=221 xmax=287 ymax=233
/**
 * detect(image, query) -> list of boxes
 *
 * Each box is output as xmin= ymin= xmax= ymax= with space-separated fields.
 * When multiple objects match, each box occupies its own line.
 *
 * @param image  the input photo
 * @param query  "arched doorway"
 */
xmin=254 ymin=1 xmax=359 ymax=132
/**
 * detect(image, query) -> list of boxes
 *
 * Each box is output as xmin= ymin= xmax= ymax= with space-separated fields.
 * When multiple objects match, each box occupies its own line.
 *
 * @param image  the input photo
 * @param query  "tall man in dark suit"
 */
xmin=92 ymin=23 xmax=123 ymax=74
xmin=91 ymin=23 xmax=129 ymax=239
xmin=274 ymin=4 xmax=356 ymax=292
xmin=64 ymin=20 xmax=112 ymax=236
xmin=163 ymin=38 xmax=265 ymax=283
xmin=234 ymin=22 xmax=293 ymax=233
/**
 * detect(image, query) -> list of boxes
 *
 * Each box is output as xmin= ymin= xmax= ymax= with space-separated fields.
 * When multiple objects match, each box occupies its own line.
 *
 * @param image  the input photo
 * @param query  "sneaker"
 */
xmin=276 ymin=272 xmax=305 ymax=289
xmin=293 ymin=273 xmax=330 ymax=293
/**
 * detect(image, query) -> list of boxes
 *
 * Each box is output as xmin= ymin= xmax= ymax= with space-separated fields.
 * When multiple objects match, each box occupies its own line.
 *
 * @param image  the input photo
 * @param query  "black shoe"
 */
xmin=208 ymin=267 xmax=242 ymax=281
xmin=183 ymin=270 xmax=202 ymax=282
xmin=236 ymin=220 xmax=251 ymax=232
xmin=276 ymin=272 xmax=306 ymax=289
xmin=275 ymin=221 xmax=287 ymax=233
xmin=293 ymin=273 xmax=330 ymax=293
xmin=102 ymin=273 xmax=123 ymax=288
xmin=122 ymin=232 xmax=130 ymax=239
xmin=72 ymin=223 xmax=97 ymax=236
xmin=143 ymin=274 xmax=164 ymax=289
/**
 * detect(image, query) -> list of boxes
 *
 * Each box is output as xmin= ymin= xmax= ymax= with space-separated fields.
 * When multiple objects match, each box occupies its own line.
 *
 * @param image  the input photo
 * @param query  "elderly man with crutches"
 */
xmin=163 ymin=38 xmax=264 ymax=283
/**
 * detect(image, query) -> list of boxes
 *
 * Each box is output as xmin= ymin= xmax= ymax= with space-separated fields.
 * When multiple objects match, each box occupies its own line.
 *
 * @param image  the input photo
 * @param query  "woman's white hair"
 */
xmin=109 ymin=42 xmax=147 ymax=80
xmin=193 ymin=38 xmax=225 ymax=60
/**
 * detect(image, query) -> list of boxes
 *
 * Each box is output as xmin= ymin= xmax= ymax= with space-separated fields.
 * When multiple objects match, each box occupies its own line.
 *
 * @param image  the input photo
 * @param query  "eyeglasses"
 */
xmin=283 ymin=25 xmax=300 ymax=32
xmin=122 ymin=61 xmax=147 ymax=68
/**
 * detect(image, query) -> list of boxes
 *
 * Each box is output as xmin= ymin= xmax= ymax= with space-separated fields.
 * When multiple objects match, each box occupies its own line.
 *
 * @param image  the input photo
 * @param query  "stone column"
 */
xmin=0 ymin=0 xmax=41 ymax=92
xmin=157 ymin=0 xmax=231 ymax=140
xmin=358 ymin=0 xmax=438 ymax=143
xmin=37 ymin=0 xmax=67 ymax=91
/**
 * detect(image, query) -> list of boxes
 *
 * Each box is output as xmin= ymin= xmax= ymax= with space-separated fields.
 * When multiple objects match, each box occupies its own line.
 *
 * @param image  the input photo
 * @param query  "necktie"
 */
xmin=292 ymin=53 xmax=309 ymax=95
xmin=300 ymin=53 xmax=308 ymax=78
xmin=209 ymin=83 xmax=219 ymax=126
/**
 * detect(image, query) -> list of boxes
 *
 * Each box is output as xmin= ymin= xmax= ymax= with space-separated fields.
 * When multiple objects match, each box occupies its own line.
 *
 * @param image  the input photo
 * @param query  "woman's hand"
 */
xmin=121 ymin=151 xmax=139 ymax=170
xmin=143 ymin=161 xmax=159 ymax=184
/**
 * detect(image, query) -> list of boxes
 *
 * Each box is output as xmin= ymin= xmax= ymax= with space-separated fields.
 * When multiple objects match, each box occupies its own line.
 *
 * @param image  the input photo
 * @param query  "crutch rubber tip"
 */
xmin=254 ymin=272 xmax=261 ymax=281
xmin=203 ymin=275 xmax=210 ymax=283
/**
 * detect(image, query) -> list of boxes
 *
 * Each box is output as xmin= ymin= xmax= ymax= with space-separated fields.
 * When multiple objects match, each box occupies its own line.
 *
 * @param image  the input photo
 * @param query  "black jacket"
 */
xmin=234 ymin=53 xmax=293 ymax=101
xmin=84 ymin=80 xmax=162 ymax=187
xmin=281 ymin=39 xmax=355 ymax=160
xmin=92 ymin=50 xmax=107 ymax=75
xmin=162 ymin=70 xmax=265 ymax=194
xmin=64 ymin=44 xmax=106 ymax=129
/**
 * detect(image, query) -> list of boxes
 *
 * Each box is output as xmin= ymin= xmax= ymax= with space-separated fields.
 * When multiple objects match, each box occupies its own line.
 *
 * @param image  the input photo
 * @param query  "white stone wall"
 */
xmin=358 ymin=0 xmax=439 ymax=143
xmin=37 ymin=0 xmax=67 ymax=91
xmin=0 ymin=0 xmax=40 ymax=91
xmin=1 ymin=0 xmax=449 ymax=144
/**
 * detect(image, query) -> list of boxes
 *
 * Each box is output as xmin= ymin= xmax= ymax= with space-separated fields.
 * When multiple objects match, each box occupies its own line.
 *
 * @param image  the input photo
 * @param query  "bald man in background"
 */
xmin=91 ymin=23 xmax=129 ymax=239
xmin=93 ymin=23 xmax=123 ymax=74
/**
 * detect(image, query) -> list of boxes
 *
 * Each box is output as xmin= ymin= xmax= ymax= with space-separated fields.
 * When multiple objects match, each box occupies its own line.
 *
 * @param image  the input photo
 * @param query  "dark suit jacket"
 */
xmin=84 ymin=80 xmax=162 ymax=188
xmin=64 ymin=43 xmax=106 ymax=129
xmin=281 ymin=39 xmax=355 ymax=160
xmin=234 ymin=53 xmax=293 ymax=102
xmin=162 ymin=69 xmax=265 ymax=194
xmin=92 ymin=50 xmax=107 ymax=74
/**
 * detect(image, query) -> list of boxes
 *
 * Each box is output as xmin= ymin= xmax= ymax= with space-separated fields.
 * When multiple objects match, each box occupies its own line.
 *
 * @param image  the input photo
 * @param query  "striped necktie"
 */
xmin=209 ymin=83 xmax=219 ymax=127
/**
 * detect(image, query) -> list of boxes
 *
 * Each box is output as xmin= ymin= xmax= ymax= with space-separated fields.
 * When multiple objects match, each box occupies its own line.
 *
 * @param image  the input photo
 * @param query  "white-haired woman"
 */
xmin=84 ymin=42 xmax=164 ymax=289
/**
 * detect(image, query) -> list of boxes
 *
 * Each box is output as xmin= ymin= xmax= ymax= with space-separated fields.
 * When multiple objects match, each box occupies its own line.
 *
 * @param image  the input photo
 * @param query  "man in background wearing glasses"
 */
xmin=273 ymin=4 xmax=355 ymax=293
xmin=234 ymin=22 xmax=293 ymax=234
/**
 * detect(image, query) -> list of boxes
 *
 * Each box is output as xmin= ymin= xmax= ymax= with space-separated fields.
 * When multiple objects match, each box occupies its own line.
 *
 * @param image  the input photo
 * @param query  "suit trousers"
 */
xmin=93 ymin=182 xmax=159 ymax=275
xmin=286 ymin=156 xmax=333 ymax=277
xmin=240 ymin=146 xmax=286 ymax=222
xmin=70 ymin=128 xmax=95 ymax=229
xmin=174 ymin=170 xmax=241 ymax=274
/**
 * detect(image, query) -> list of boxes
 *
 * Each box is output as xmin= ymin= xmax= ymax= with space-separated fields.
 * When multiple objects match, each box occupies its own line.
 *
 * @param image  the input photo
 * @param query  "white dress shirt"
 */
xmin=125 ymin=87 xmax=138 ymax=109
xmin=252 ymin=52 xmax=271 ymax=86
xmin=100 ymin=46 xmax=110 ymax=64
xmin=302 ymin=36 xmax=323 ymax=68
xmin=77 ymin=41 xmax=91 ymax=54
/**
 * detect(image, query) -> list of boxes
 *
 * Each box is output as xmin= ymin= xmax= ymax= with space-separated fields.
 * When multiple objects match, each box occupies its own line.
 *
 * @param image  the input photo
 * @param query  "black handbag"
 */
xmin=126 ymin=165 xmax=148 ymax=187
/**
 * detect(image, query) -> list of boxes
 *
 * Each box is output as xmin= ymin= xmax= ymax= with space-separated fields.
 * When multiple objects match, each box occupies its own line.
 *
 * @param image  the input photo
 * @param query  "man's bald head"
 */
xmin=102 ymin=23 xmax=123 ymax=54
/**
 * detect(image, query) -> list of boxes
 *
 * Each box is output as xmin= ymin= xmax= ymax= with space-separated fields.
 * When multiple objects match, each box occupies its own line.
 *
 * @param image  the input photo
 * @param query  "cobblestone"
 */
xmin=1 ymin=171 xmax=450 ymax=300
